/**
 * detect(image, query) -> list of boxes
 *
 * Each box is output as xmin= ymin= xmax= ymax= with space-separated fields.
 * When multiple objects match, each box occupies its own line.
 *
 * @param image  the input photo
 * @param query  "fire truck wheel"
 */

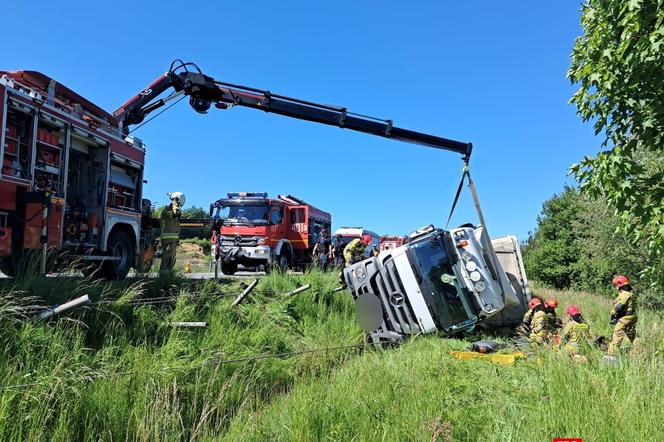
xmin=277 ymin=253 xmax=290 ymax=271
xmin=101 ymin=230 xmax=133 ymax=280
xmin=0 ymin=257 xmax=17 ymax=277
xmin=221 ymin=262 xmax=237 ymax=275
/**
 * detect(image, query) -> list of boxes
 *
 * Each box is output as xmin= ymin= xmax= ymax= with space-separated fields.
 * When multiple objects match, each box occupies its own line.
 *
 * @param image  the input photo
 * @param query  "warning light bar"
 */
xmin=227 ymin=192 xmax=268 ymax=199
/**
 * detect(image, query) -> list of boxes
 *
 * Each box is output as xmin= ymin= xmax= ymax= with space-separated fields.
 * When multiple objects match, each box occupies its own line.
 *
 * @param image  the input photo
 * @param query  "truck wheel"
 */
xmin=101 ymin=230 xmax=133 ymax=280
xmin=221 ymin=262 xmax=237 ymax=275
xmin=0 ymin=257 xmax=16 ymax=277
xmin=277 ymin=253 xmax=290 ymax=271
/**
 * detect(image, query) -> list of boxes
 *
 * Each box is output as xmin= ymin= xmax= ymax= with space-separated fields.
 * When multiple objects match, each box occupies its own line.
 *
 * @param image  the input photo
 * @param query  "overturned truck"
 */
xmin=344 ymin=224 xmax=530 ymax=343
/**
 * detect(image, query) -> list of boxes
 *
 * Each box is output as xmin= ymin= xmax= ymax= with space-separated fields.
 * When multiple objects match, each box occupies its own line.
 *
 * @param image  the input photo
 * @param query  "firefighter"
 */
xmin=607 ymin=275 xmax=638 ymax=356
xmin=528 ymin=298 xmax=549 ymax=348
xmin=544 ymin=297 xmax=562 ymax=334
xmin=160 ymin=192 xmax=185 ymax=272
xmin=516 ymin=296 xmax=541 ymax=339
xmin=332 ymin=234 xmax=345 ymax=267
xmin=560 ymin=305 xmax=591 ymax=360
xmin=338 ymin=234 xmax=372 ymax=286
xmin=312 ymin=229 xmax=332 ymax=271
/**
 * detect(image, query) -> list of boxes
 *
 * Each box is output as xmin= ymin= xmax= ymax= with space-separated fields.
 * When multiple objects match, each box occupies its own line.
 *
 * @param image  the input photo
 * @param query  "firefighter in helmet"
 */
xmin=560 ymin=305 xmax=591 ymax=361
xmin=607 ymin=275 xmax=638 ymax=356
xmin=516 ymin=295 xmax=540 ymax=339
xmin=338 ymin=234 xmax=372 ymax=286
xmin=528 ymin=297 xmax=549 ymax=348
xmin=544 ymin=297 xmax=562 ymax=334
xmin=160 ymin=192 xmax=185 ymax=272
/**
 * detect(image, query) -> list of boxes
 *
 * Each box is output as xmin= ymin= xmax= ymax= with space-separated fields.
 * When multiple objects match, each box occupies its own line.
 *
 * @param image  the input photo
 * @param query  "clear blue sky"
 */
xmin=4 ymin=1 xmax=598 ymax=240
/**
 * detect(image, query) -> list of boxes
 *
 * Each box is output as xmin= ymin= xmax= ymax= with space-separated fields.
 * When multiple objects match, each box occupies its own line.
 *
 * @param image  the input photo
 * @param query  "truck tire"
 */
xmin=101 ymin=230 xmax=133 ymax=280
xmin=221 ymin=262 xmax=237 ymax=275
xmin=277 ymin=252 xmax=290 ymax=271
xmin=0 ymin=257 xmax=16 ymax=277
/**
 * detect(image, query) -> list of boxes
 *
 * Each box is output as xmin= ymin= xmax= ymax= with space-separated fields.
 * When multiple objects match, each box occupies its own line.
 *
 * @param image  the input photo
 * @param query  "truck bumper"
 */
xmin=220 ymin=246 xmax=272 ymax=266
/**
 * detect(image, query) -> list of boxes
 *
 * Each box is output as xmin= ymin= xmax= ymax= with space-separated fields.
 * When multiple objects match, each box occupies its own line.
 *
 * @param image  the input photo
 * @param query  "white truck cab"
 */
xmin=344 ymin=224 xmax=530 ymax=343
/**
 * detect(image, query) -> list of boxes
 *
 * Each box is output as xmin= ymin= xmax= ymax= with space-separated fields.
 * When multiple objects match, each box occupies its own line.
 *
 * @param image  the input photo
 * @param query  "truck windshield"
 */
xmin=407 ymin=235 xmax=476 ymax=331
xmin=216 ymin=204 xmax=269 ymax=225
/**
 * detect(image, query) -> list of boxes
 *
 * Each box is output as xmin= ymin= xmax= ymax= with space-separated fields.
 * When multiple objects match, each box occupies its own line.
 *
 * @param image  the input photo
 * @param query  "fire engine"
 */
xmin=0 ymin=71 xmax=156 ymax=279
xmin=1 ymin=59 xmax=473 ymax=279
xmin=379 ymin=235 xmax=407 ymax=251
xmin=209 ymin=192 xmax=330 ymax=274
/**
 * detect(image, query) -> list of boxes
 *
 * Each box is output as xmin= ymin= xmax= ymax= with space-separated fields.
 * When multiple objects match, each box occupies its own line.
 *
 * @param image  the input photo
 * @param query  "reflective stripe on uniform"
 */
xmin=160 ymin=234 xmax=180 ymax=241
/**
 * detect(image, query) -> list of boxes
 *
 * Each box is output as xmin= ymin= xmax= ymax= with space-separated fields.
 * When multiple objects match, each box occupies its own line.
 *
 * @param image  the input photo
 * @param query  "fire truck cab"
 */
xmin=210 ymin=192 xmax=331 ymax=274
xmin=332 ymin=227 xmax=381 ymax=256
xmin=0 ymin=71 xmax=154 ymax=278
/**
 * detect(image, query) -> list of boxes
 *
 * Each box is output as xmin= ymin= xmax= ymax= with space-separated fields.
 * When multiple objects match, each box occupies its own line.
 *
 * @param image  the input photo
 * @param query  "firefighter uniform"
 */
xmin=546 ymin=310 xmax=563 ymax=334
xmin=608 ymin=289 xmax=638 ymax=356
xmin=516 ymin=308 xmax=535 ymax=339
xmin=561 ymin=319 xmax=590 ymax=355
xmin=160 ymin=199 xmax=181 ymax=271
xmin=338 ymin=238 xmax=369 ymax=286
xmin=529 ymin=309 xmax=548 ymax=348
xmin=343 ymin=238 xmax=368 ymax=264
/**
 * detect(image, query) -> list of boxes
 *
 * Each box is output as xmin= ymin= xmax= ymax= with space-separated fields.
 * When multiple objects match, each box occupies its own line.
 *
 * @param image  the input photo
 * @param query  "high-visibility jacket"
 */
xmin=561 ymin=319 xmax=590 ymax=353
xmin=611 ymin=289 xmax=637 ymax=319
xmin=343 ymin=238 xmax=367 ymax=264
xmin=160 ymin=201 xmax=181 ymax=242
xmin=529 ymin=309 xmax=548 ymax=344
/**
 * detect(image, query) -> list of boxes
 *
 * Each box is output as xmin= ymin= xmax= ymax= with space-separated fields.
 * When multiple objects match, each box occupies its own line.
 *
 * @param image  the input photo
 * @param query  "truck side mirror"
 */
xmin=209 ymin=204 xmax=214 ymax=217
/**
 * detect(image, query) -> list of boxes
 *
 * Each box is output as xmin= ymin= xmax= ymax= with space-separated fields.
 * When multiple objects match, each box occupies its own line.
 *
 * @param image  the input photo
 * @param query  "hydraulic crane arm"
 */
xmin=113 ymin=60 xmax=472 ymax=159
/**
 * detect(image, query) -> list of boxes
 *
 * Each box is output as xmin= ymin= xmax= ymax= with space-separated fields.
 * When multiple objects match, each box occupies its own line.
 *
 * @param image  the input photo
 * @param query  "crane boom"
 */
xmin=113 ymin=61 xmax=472 ymax=159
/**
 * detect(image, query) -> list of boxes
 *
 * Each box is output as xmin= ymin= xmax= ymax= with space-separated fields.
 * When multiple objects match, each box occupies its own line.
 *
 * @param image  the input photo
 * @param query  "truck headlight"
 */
xmin=465 ymin=261 xmax=477 ymax=271
xmin=470 ymin=271 xmax=481 ymax=282
xmin=461 ymin=251 xmax=472 ymax=261
xmin=474 ymin=280 xmax=486 ymax=292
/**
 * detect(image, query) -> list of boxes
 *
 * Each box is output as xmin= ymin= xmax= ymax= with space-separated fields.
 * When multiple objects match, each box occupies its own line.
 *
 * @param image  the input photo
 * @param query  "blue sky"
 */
xmin=4 ymin=1 xmax=598 ymax=240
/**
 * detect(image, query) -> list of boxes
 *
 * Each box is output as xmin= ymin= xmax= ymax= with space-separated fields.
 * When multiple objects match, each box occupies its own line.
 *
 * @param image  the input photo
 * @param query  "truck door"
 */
xmin=287 ymin=205 xmax=309 ymax=249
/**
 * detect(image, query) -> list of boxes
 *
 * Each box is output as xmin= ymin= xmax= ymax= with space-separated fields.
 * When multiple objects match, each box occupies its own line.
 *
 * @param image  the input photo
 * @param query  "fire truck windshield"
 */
xmin=215 ymin=204 xmax=270 ymax=226
xmin=407 ymin=235 xmax=477 ymax=331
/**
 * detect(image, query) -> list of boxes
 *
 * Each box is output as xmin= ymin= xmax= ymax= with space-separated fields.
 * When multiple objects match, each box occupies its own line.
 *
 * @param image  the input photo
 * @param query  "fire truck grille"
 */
xmin=369 ymin=258 xmax=420 ymax=335
xmin=219 ymin=235 xmax=260 ymax=247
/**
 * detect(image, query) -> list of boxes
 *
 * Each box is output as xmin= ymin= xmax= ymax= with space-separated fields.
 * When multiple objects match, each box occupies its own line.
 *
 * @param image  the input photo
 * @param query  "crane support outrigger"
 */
xmin=113 ymin=60 xmax=472 ymax=159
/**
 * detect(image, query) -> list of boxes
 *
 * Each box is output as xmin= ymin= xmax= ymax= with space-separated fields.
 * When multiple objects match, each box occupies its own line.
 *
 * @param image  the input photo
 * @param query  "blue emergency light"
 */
xmin=227 ymin=192 xmax=268 ymax=199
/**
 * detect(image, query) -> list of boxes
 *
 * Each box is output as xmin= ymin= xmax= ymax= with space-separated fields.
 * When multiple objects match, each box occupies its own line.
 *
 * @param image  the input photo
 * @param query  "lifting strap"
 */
xmin=444 ymin=162 xmax=508 ymax=307
xmin=445 ymin=163 xmax=469 ymax=229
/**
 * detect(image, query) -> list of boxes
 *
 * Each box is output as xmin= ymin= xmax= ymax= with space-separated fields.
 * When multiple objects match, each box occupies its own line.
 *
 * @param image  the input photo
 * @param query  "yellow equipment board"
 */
xmin=450 ymin=351 xmax=525 ymax=365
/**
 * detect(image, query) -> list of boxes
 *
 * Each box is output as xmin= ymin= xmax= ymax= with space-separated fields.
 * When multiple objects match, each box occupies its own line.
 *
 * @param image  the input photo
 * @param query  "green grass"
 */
xmin=1 ymin=274 xmax=663 ymax=441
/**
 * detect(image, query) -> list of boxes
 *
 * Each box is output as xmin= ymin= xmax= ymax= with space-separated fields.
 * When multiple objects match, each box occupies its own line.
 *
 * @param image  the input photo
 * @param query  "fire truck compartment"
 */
xmin=64 ymin=132 xmax=108 ymax=247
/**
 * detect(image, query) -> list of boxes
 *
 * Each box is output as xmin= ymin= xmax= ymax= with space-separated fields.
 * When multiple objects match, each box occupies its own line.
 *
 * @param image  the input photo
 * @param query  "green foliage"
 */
xmin=523 ymin=187 xmax=660 ymax=305
xmin=568 ymin=0 xmax=664 ymax=288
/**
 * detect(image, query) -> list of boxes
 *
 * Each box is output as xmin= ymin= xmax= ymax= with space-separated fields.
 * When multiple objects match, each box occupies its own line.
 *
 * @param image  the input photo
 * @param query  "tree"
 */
xmin=568 ymin=0 xmax=664 ymax=288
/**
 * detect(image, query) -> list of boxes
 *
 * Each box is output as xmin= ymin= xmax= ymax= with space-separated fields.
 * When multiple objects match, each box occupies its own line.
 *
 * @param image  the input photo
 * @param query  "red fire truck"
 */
xmin=379 ymin=235 xmax=407 ymax=251
xmin=209 ymin=192 xmax=330 ymax=274
xmin=0 ymin=71 xmax=156 ymax=279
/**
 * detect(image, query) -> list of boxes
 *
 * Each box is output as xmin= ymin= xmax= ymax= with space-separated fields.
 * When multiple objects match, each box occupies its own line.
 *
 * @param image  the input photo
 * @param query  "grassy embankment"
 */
xmin=1 ymin=271 xmax=663 ymax=441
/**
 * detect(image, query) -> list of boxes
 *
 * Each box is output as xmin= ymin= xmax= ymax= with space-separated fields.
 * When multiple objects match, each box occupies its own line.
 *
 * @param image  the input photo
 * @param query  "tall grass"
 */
xmin=0 ymin=269 xmax=362 ymax=441
xmin=2 ymin=272 xmax=663 ymax=441
xmin=222 ymin=287 xmax=664 ymax=442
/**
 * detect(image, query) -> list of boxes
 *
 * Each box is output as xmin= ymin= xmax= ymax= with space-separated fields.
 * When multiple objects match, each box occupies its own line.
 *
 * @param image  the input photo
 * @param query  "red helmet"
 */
xmin=361 ymin=234 xmax=372 ymax=245
xmin=612 ymin=275 xmax=629 ymax=288
xmin=528 ymin=298 xmax=542 ymax=309
xmin=545 ymin=298 xmax=558 ymax=309
xmin=565 ymin=305 xmax=580 ymax=317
